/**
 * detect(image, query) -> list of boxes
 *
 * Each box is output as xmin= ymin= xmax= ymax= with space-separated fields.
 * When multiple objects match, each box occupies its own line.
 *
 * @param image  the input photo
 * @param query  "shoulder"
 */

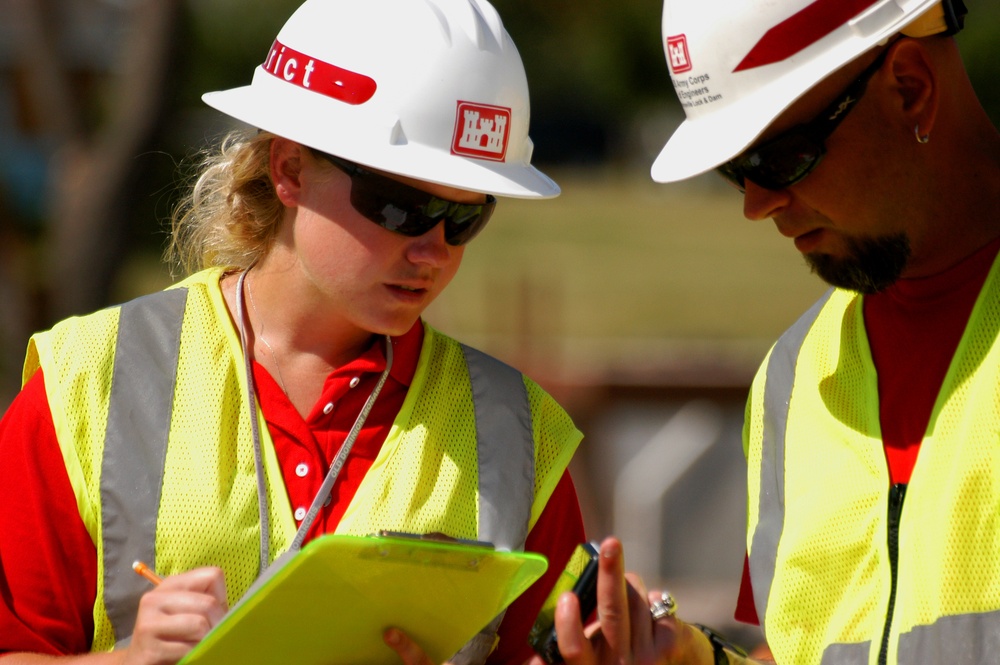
xmin=25 ymin=269 xmax=227 ymax=386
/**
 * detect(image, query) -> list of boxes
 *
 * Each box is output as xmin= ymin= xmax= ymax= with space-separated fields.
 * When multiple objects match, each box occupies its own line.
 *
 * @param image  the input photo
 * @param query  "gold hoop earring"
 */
xmin=914 ymin=124 xmax=930 ymax=144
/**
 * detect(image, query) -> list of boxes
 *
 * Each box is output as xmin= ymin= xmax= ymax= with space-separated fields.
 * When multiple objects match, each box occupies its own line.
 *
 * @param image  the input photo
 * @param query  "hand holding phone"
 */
xmin=527 ymin=541 xmax=601 ymax=664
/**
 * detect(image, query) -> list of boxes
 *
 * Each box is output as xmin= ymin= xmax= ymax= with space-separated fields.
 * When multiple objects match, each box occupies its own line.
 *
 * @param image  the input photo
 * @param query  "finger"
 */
xmin=135 ymin=594 xmax=224 ymax=647
xmin=159 ymin=566 xmax=229 ymax=608
xmin=553 ymin=591 xmax=596 ymax=665
xmin=626 ymin=577 xmax=655 ymax=660
xmin=122 ymin=636 xmax=196 ymax=665
xmin=139 ymin=588 xmax=228 ymax=630
xmin=594 ymin=537 xmax=630 ymax=659
xmin=128 ymin=602 xmax=215 ymax=665
xmin=624 ymin=572 xmax=649 ymax=599
xmin=140 ymin=612 xmax=215 ymax=645
xmin=384 ymin=627 xmax=434 ymax=665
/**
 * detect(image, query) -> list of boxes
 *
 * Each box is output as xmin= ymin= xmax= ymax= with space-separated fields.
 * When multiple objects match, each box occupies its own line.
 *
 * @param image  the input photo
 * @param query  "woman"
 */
xmin=0 ymin=1 xmax=585 ymax=663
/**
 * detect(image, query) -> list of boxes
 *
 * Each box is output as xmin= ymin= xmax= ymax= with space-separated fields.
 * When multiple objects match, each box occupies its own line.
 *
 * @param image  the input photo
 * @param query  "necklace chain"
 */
xmin=236 ymin=267 xmax=393 ymax=558
xmin=246 ymin=274 xmax=290 ymax=396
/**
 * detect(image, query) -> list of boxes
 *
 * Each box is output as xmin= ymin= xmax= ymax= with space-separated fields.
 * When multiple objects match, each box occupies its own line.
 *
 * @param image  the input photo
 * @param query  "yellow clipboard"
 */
xmin=179 ymin=534 xmax=548 ymax=664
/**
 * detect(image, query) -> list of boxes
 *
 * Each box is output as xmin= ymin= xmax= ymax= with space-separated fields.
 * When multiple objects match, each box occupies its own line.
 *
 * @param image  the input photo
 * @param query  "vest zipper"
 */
xmin=877 ymin=483 xmax=907 ymax=665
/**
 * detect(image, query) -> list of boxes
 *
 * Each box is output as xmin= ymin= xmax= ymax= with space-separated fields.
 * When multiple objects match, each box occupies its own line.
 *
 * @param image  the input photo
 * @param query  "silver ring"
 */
xmin=649 ymin=591 xmax=677 ymax=621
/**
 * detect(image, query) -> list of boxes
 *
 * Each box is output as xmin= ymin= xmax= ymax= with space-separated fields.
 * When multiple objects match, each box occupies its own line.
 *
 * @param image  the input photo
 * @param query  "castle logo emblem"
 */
xmin=452 ymin=101 xmax=511 ymax=161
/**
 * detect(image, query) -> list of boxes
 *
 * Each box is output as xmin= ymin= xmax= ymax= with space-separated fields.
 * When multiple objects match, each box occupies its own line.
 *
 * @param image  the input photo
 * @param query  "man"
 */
xmin=0 ymin=1 xmax=586 ymax=663
xmin=530 ymin=1 xmax=1000 ymax=663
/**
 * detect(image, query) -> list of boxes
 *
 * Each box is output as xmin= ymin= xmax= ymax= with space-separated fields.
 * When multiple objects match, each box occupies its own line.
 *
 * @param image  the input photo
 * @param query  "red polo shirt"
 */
xmin=0 ymin=320 xmax=584 ymax=663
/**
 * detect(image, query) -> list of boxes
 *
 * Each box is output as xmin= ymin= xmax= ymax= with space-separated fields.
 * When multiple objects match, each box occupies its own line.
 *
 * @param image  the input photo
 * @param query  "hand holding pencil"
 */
xmin=121 ymin=564 xmax=229 ymax=665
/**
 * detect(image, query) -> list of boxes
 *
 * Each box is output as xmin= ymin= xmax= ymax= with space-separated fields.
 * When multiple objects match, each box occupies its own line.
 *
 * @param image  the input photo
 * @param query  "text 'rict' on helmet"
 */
xmin=202 ymin=0 xmax=559 ymax=199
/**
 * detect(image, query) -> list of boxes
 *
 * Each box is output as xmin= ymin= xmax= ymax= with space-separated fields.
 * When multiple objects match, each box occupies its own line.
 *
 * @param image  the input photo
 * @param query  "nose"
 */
xmin=405 ymin=221 xmax=456 ymax=266
xmin=742 ymin=179 xmax=792 ymax=221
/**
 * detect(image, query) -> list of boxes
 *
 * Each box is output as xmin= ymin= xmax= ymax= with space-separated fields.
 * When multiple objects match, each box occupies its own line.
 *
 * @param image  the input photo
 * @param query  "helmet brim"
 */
xmin=650 ymin=0 xmax=942 ymax=184
xmin=203 ymin=75 xmax=560 ymax=200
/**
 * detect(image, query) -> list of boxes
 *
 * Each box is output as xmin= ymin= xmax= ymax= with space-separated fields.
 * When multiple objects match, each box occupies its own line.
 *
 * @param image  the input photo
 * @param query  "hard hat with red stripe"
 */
xmin=202 ymin=0 xmax=559 ymax=199
xmin=651 ymin=0 xmax=967 ymax=184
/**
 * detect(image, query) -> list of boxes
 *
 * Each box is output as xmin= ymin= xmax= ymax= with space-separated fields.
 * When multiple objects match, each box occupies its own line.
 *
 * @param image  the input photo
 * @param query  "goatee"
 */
xmin=805 ymin=233 xmax=910 ymax=294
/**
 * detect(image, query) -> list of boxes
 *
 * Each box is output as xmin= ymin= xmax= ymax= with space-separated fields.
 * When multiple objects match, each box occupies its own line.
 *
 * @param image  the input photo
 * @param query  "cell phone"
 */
xmin=527 ymin=541 xmax=601 ymax=664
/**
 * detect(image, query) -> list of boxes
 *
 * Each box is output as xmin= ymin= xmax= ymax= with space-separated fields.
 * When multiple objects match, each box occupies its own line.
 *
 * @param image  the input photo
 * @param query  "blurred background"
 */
xmin=1 ymin=0 xmax=998 ymax=647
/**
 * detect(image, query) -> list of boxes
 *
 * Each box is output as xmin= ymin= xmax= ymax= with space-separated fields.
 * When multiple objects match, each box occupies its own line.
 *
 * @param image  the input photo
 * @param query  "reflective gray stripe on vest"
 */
xmin=819 ymin=641 xmax=870 ymax=664
xmin=460 ymin=343 xmax=534 ymax=552
xmin=103 ymin=288 xmax=188 ymax=643
xmin=750 ymin=288 xmax=833 ymax=634
xmin=452 ymin=344 xmax=535 ymax=665
xmin=818 ymin=610 xmax=1000 ymax=664
xmin=896 ymin=610 xmax=1000 ymax=664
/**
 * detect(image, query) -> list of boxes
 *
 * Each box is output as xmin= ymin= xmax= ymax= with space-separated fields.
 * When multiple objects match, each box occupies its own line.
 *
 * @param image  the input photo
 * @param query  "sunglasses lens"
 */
xmin=444 ymin=200 xmax=495 ymax=245
xmin=716 ymin=162 xmax=746 ymax=191
xmin=322 ymin=152 xmax=494 ymax=246
xmin=346 ymin=176 xmax=425 ymax=233
xmin=751 ymin=133 xmax=824 ymax=189
xmin=720 ymin=132 xmax=825 ymax=192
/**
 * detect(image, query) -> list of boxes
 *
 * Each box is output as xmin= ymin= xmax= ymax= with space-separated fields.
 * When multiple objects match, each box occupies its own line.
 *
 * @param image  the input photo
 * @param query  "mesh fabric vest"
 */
xmin=743 ymin=253 xmax=1000 ymax=665
xmin=25 ymin=268 xmax=581 ymax=652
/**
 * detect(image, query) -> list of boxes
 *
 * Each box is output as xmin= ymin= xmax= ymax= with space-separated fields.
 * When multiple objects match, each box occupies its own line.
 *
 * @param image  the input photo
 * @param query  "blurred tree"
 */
xmin=0 ymin=0 xmax=997 ymax=406
xmin=492 ymin=0 xmax=676 ymax=164
xmin=956 ymin=1 xmax=1000 ymax=128
xmin=0 ymin=0 xmax=180 ymax=402
xmin=7 ymin=0 xmax=179 ymax=319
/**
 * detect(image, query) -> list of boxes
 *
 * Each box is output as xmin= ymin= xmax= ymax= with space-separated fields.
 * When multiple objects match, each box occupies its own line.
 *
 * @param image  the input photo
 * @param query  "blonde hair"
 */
xmin=166 ymin=129 xmax=284 ymax=275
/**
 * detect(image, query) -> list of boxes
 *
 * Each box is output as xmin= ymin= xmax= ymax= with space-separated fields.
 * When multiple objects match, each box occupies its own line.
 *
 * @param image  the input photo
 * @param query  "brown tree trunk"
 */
xmin=0 ymin=0 xmax=178 ymax=404
xmin=46 ymin=0 xmax=179 ymax=319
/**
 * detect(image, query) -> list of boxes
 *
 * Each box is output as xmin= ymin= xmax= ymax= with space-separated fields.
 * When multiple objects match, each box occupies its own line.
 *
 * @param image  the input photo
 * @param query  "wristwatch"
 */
xmin=693 ymin=624 xmax=749 ymax=665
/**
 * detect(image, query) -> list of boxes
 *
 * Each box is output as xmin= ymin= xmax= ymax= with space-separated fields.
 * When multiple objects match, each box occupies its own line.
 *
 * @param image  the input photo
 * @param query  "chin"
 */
xmin=369 ymin=315 xmax=420 ymax=338
xmin=805 ymin=233 xmax=910 ymax=294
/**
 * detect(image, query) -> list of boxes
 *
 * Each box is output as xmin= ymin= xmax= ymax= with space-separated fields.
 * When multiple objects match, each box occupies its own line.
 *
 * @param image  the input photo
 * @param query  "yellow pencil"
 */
xmin=132 ymin=560 xmax=163 ymax=586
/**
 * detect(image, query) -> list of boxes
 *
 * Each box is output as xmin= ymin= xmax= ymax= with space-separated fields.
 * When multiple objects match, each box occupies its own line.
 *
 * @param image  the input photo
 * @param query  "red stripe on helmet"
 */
xmin=262 ymin=40 xmax=377 ymax=105
xmin=734 ymin=0 xmax=881 ymax=72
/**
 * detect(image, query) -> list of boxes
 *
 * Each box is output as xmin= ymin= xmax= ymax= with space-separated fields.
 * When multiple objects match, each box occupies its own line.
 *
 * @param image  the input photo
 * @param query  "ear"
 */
xmin=883 ymin=38 xmax=939 ymax=138
xmin=270 ymin=137 xmax=304 ymax=207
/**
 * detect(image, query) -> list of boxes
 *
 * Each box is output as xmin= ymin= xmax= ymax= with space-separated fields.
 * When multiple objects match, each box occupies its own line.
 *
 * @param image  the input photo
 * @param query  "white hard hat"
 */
xmin=203 ymin=0 xmax=558 ymax=199
xmin=651 ymin=0 xmax=966 ymax=184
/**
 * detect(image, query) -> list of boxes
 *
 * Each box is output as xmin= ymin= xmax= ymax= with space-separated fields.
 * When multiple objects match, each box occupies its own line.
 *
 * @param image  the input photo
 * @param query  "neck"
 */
xmin=226 ymin=263 xmax=378 ymax=417
xmin=903 ymin=123 xmax=1000 ymax=279
xmin=246 ymin=260 xmax=376 ymax=370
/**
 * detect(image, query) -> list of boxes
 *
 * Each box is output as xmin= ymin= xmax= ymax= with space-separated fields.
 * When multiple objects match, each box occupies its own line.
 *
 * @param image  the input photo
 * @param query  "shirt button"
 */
xmin=349 ymin=377 xmax=360 ymax=388
xmin=295 ymin=463 xmax=309 ymax=477
xmin=324 ymin=495 xmax=332 ymax=507
xmin=294 ymin=507 xmax=307 ymax=521
xmin=322 ymin=402 xmax=335 ymax=414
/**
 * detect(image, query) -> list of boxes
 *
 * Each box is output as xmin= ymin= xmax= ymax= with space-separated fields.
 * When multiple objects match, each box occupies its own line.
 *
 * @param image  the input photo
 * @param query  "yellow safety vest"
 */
xmin=743 ymin=253 xmax=1000 ymax=665
xmin=25 ymin=268 xmax=582 ymax=655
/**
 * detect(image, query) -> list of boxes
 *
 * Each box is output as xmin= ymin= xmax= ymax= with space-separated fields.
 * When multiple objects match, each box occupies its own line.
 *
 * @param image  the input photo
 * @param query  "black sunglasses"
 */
xmin=717 ymin=45 xmax=893 ymax=192
xmin=315 ymin=151 xmax=496 ymax=246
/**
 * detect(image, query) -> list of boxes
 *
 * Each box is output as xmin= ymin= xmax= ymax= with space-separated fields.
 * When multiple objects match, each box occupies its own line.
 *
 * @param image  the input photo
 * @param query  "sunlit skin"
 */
xmin=739 ymin=37 xmax=998 ymax=292
xmin=221 ymin=138 xmax=482 ymax=416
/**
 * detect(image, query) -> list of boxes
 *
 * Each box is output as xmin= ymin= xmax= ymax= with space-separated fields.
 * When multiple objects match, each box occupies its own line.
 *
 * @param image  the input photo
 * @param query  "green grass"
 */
xmin=114 ymin=169 xmax=829 ymax=388
xmin=424 ymin=168 xmax=828 ymax=385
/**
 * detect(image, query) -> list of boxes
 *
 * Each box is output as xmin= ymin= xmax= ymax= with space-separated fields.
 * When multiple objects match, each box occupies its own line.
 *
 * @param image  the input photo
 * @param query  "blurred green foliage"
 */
xmin=133 ymin=0 xmax=1000 ymax=258
xmin=170 ymin=0 xmax=1000 ymax=162
xmin=955 ymin=1 xmax=1000 ymax=127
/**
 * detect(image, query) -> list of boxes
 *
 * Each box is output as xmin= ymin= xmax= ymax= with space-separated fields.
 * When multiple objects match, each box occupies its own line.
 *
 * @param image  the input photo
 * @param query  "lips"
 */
xmin=386 ymin=282 xmax=430 ymax=300
xmin=793 ymin=228 xmax=824 ymax=253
